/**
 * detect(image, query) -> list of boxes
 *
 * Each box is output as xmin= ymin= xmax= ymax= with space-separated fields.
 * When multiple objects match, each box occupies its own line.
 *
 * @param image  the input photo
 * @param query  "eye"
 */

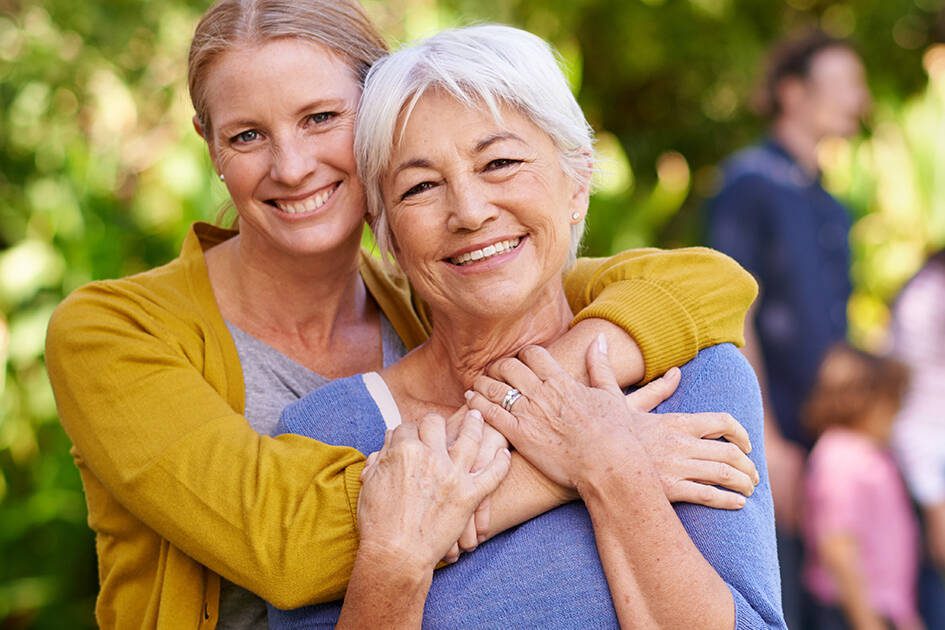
xmin=484 ymin=158 xmax=522 ymax=171
xmin=230 ymin=129 xmax=260 ymax=145
xmin=307 ymin=111 xmax=337 ymax=125
xmin=400 ymin=181 xmax=437 ymax=201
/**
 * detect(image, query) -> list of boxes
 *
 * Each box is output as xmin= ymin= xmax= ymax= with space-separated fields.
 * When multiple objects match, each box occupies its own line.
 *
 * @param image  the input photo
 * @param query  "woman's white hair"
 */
xmin=355 ymin=24 xmax=594 ymax=265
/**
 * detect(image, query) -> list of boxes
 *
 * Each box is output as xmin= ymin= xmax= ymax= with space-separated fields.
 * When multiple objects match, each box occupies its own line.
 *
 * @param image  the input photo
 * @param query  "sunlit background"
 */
xmin=2 ymin=0 xmax=944 ymax=625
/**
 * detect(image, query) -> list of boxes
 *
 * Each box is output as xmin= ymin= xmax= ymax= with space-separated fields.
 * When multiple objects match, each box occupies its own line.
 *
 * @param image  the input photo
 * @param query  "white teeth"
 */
xmin=450 ymin=238 xmax=521 ymax=266
xmin=275 ymin=185 xmax=337 ymax=214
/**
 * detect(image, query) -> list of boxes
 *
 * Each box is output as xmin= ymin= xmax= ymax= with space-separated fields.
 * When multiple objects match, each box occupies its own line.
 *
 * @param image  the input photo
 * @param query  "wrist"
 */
xmin=356 ymin=536 xmax=436 ymax=581
xmin=573 ymin=444 xmax=657 ymax=504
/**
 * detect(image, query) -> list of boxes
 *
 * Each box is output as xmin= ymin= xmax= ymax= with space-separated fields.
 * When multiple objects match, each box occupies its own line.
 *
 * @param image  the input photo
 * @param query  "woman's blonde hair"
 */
xmin=804 ymin=342 xmax=908 ymax=438
xmin=187 ymin=0 xmax=388 ymax=139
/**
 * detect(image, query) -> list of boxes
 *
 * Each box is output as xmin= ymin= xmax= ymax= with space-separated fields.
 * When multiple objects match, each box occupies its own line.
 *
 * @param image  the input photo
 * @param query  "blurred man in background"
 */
xmin=706 ymin=29 xmax=871 ymax=629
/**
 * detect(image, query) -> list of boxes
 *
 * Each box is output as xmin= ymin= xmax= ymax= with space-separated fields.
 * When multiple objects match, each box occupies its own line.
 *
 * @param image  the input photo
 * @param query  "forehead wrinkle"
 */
xmin=473 ymin=132 xmax=523 ymax=153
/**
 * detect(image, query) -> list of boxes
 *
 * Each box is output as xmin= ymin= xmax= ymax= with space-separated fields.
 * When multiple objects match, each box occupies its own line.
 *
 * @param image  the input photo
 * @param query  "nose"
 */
xmin=269 ymin=134 xmax=316 ymax=187
xmin=447 ymin=177 xmax=499 ymax=232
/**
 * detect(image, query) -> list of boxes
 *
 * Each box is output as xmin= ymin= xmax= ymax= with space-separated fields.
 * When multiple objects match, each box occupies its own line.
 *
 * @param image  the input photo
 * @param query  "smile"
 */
xmin=449 ymin=237 xmax=522 ymax=266
xmin=272 ymin=183 xmax=340 ymax=214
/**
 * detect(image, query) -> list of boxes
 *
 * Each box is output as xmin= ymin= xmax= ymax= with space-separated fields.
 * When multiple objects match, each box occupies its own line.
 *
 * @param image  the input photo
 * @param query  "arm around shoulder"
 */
xmin=45 ymin=283 xmax=366 ymax=607
xmin=566 ymin=248 xmax=758 ymax=382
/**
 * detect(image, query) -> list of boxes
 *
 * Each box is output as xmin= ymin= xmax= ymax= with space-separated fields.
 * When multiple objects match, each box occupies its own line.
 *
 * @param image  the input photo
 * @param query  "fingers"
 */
xmin=466 ymin=384 xmax=518 ymax=439
xmin=471 ymin=447 xmax=512 ymax=502
xmin=448 ymin=410 xmax=485 ymax=472
xmin=485 ymin=356 xmax=544 ymax=398
xmin=473 ymin=423 xmax=509 ymax=473
xmin=458 ymin=515 xmax=478 ymax=553
xmin=417 ymin=412 xmax=448 ymax=452
xmin=669 ymin=480 xmax=748 ymax=510
xmin=625 ymin=367 xmax=680 ymax=412
xmin=683 ymin=458 xmax=757 ymax=498
xmin=517 ymin=345 xmax=569 ymax=382
xmin=473 ymin=495 xmax=492 ymax=545
xmin=690 ymin=412 xmax=752 ymax=454
xmin=695 ymin=439 xmax=760 ymax=487
xmin=389 ymin=421 xmax=418 ymax=446
xmin=443 ymin=542 xmax=460 ymax=565
xmin=585 ymin=334 xmax=623 ymax=396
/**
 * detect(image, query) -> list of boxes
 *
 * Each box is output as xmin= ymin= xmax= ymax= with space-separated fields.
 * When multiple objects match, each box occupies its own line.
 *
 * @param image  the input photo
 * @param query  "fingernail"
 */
xmin=736 ymin=495 xmax=746 ymax=507
xmin=597 ymin=333 xmax=608 ymax=354
xmin=502 ymin=448 xmax=511 ymax=458
xmin=468 ymin=409 xmax=482 ymax=420
xmin=464 ymin=390 xmax=474 ymax=401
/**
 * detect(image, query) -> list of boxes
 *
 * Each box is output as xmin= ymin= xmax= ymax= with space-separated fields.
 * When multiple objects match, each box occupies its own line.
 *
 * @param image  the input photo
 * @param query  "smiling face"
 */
xmin=381 ymin=90 xmax=587 ymax=321
xmin=201 ymin=38 xmax=367 ymax=261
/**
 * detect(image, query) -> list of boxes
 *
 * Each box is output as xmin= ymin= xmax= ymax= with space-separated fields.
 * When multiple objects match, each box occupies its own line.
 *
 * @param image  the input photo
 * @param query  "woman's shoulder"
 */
xmin=676 ymin=343 xmax=759 ymax=398
xmin=278 ymin=375 xmax=386 ymax=446
xmin=655 ymin=343 xmax=762 ymax=427
xmin=48 ymin=225 xmax=220 ymax=342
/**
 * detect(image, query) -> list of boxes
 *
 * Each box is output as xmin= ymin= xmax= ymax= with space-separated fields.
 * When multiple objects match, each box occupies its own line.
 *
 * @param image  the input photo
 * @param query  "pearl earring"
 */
xmin=218 ymin=173 xmax=225 ymax=181
xmin=570 ymin=211 xmax=581 ymax=222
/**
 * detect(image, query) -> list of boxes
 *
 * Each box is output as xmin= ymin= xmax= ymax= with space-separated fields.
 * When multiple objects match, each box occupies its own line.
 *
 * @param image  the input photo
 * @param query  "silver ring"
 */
xmin=501 ymin=387 xmax=522 ymax=412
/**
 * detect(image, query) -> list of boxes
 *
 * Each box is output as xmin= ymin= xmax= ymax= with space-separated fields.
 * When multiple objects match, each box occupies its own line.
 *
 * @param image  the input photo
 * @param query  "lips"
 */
xmin=271 ymin=182 xmax=340 ymax=214
xmin=448 ymin=237 xmax=523 ymax=266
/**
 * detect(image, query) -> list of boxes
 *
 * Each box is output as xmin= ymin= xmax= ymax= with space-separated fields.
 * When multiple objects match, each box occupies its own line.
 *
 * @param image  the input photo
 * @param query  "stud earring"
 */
xmin=218 ymin=173 xmax=225 ymax=181
xmin=570 ymin=211 xmax=581 ymax=222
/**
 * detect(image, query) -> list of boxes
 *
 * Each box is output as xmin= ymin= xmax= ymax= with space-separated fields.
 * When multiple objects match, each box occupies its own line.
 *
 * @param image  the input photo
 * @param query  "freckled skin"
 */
xmin=202 ymin=39 xmax=367 ymax=265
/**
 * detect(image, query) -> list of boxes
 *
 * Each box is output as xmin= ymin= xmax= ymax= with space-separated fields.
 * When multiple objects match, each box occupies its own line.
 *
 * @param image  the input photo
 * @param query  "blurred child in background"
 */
xmin=803 ymin=343 xmax=921 ymax=630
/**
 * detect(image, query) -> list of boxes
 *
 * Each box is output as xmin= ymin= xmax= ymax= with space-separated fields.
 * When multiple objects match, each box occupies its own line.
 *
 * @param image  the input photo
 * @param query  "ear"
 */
xmin=193 ymin=115 xmax=224 ymax=177
xmin=568 ymin=152 xmax=593 ymax=223
xmin=192 ymin=115 xmax=207 ymax=141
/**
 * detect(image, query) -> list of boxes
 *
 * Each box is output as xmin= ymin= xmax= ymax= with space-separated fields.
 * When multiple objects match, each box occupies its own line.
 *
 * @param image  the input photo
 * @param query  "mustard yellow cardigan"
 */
xmin=45 ymin=222 xmax=756 ymax=628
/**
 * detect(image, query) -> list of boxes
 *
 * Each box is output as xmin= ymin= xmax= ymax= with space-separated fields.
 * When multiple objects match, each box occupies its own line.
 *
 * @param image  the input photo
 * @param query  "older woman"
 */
xmin=272 ymin=24 xmax=784 ymax=629
xmin=45 ymin=1 xmax=760 ymax=627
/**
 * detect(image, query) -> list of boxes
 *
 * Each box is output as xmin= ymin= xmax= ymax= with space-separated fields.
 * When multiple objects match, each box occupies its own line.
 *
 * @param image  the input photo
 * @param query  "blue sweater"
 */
xmin=271 ymin=344 xmax=785 ymax=629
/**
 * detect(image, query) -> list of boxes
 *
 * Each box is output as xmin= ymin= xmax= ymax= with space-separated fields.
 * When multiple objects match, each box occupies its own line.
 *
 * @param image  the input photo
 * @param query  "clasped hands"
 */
xmin=357 ymin=336 xmax=759 ymax=570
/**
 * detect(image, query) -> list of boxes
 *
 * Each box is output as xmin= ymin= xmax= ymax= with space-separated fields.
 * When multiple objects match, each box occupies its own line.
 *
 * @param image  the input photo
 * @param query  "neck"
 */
xmin=208 ymin=226 xmax=368 ymax=342
xmin=391 ymin=282 xmax=573 ymax=407
xmin=771 ymin=117 xmax=822 ymax=177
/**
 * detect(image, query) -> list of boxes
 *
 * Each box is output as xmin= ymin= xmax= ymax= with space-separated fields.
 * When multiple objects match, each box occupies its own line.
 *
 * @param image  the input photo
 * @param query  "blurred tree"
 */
xmin=1 ymin=0 xmax=942 ymax=626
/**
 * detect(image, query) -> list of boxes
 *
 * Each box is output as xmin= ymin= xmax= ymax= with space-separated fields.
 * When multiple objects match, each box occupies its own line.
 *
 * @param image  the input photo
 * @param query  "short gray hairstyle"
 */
xmin=355 ymin=24 xmax=594 ymax=264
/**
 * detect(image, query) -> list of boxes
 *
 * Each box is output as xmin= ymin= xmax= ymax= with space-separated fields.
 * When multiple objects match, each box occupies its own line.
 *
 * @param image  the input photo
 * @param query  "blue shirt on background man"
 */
xmin=707 ymin=138 xmax=852 ymax=449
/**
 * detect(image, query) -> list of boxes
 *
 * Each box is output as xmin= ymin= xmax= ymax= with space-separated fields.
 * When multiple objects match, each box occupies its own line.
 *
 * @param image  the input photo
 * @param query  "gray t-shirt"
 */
xmin=217 ymin=315 xmax=407 ymax=629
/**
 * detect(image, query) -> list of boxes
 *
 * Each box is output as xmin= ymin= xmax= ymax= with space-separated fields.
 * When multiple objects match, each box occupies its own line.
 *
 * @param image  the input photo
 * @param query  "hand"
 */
xmin=764 ymin=432 xmax=805 ymax=533
xmin=625 ymin=368 xmax=760 ymax=509
xmin=357 ymin=411 xmax=511 ymax=572
xmin=442 ymin=406 xmax=510 ymax=561
xmin=466 ymin=337 xmax=648 ymax=491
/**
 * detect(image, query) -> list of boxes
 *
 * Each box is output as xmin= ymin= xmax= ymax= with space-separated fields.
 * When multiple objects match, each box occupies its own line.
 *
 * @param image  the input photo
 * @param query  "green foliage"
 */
xmin=2 ymin=0 xmax=943 ymax=625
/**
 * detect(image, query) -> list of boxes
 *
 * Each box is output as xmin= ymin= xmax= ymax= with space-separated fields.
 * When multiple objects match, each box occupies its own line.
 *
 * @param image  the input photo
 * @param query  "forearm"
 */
xmin=580 ymin=465 xmax=734 ymax=630
xmin=485 ymin=453 xmax=575 ymax=538
xmin=566 ymin=248 xmax=757 ymax=382
xmin=46 ymin=293 xmax=364 ymax=607
xmin=546 ymin=318 xmax=643 ymax=387
xmin=337 ymin=544 xmax=432 ymax=630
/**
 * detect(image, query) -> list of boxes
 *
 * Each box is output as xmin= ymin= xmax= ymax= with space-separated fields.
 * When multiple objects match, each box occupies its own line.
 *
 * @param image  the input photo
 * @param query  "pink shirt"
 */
xmin=803 ymin=427 xmax=920 ymax=624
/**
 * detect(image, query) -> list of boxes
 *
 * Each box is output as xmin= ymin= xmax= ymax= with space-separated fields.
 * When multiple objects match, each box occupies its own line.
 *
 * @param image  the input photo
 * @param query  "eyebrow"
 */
xmin=390 ymin=132 xmax=525 ymax=177
xmin=474 ymin=132 xmax=522 ymax=153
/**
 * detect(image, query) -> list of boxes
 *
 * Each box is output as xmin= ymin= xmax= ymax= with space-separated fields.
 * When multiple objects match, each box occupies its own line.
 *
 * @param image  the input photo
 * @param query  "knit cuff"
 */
xmin=343 ymin=460 xmax=366 ymax=533
xmin=572 ymin=279 xmax=699 ymax=383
